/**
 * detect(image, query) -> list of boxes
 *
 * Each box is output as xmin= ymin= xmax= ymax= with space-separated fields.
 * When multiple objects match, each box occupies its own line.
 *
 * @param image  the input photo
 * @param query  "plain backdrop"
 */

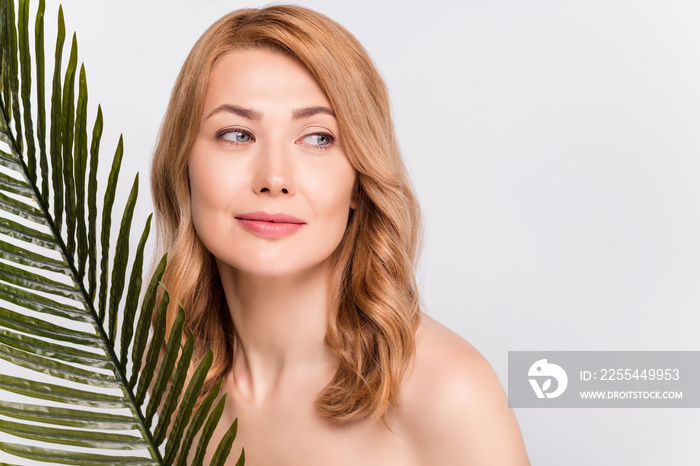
xmin=3 ymin=0 xmax=700 ymax=464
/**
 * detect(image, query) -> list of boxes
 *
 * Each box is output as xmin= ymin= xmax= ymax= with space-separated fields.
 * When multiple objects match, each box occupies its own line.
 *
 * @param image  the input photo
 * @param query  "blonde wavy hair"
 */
xmin=151 ymin=5 xmax=422 ymax=424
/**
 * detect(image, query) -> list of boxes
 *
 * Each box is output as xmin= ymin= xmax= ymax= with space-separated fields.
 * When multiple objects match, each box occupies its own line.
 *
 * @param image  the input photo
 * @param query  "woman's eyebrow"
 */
xmin=205 ymin=104 xmax=335 ymax=120
xmin=292 ymin=106 xmax=335 ymax=119
xmin=206 ymin=104 xmax=262 ymax=120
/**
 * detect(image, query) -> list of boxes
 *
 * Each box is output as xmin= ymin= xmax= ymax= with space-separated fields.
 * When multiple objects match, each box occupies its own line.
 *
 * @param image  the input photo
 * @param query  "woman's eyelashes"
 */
xmin=298 ymin=132 xmax=336 ymax=150
xmin=217 ymin=128 xmax=253 ymax=144
xmin=216 ymin=127 xmax=336 ymax=150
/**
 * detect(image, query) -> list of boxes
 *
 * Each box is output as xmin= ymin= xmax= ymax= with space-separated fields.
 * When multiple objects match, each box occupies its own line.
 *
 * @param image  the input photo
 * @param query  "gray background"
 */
xmin=3 ymin=0 xmax=699 ymax=464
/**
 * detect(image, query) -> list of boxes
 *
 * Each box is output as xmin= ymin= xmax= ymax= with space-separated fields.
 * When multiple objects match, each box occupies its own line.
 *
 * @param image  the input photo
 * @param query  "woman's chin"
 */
xmin=215 ymin=255 xmax=333 ymax=282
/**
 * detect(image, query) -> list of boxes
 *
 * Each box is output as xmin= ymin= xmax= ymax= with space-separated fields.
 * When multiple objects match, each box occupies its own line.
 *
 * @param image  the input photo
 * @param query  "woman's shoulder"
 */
xmin=392 ymin=313 xmax=530 ymax=465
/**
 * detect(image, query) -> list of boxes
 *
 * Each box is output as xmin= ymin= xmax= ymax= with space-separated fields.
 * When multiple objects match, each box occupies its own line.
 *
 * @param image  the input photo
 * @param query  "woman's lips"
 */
xmin=235 ymin=211 xmax=306 ymax=238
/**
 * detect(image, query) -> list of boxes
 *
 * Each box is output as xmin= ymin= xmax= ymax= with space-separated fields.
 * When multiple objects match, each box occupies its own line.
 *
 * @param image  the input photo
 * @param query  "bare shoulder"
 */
xmin=393 ymin=314 xmax=530 ymax=465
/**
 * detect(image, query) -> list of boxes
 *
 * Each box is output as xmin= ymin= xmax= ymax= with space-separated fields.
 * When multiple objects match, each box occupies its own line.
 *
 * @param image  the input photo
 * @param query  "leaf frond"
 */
xmin=0 ymin=1 xmax=241 ymax=464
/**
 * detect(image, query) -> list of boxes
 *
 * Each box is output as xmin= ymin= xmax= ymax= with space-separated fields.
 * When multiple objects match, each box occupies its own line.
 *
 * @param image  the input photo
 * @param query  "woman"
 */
xmin=151 ymin=5 xmax=529 ymax=464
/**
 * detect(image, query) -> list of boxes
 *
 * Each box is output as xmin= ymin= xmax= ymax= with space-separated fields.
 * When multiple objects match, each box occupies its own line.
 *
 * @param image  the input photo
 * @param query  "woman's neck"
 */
xmin=216 ymin=257 xmax=337 ymax=401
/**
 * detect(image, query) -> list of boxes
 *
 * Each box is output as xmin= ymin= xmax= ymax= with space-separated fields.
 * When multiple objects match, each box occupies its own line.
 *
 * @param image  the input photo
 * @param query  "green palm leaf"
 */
xmin=0 ymin=0 xmax=243 ymax=464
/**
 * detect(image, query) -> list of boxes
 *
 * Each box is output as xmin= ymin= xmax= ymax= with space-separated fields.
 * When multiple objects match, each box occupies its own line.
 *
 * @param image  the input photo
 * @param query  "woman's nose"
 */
xmin=252 ymin=143 xmax=295 ymax=196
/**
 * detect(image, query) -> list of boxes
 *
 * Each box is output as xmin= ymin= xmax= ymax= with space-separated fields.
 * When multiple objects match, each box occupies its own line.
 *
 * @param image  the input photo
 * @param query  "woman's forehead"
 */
xmin=204 ymin=49 xmax=332 ymax=113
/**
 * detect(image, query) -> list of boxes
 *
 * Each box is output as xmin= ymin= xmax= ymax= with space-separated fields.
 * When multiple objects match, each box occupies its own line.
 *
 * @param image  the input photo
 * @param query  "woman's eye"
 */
xmin=301 ymin=133 xmax=334 ymax=148
xmin=220 ymin=130 xmax=252 ymax=143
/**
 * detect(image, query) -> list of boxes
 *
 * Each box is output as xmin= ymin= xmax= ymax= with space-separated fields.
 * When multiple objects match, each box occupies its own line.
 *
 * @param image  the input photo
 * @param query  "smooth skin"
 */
xmin=188 ymin=49 xmax=530 ymax=465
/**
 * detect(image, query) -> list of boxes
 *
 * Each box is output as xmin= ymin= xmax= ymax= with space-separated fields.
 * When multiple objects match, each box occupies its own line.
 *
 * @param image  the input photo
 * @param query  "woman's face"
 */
xmin=189 ymin=49 xmax=356 ymax=278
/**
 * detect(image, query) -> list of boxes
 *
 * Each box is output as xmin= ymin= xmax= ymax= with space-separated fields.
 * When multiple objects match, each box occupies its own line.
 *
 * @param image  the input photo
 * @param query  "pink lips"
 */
xmin=235 ymin=211 xmax=306 ymax=238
